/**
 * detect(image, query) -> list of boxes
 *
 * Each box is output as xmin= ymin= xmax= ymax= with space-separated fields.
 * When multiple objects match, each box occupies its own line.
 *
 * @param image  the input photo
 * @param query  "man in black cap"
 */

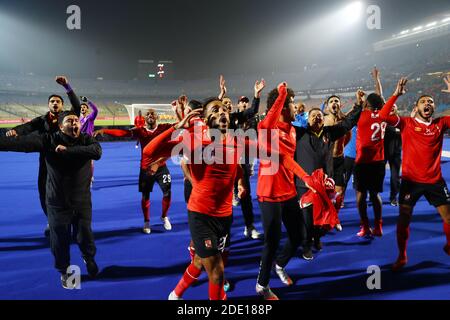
xmin=0 ymin=111 xmax=101 ymax=289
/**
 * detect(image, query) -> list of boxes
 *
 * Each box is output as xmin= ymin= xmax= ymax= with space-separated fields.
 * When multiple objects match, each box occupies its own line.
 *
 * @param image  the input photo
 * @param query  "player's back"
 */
xmin=356 ymin=109 xmax=387 ymax=164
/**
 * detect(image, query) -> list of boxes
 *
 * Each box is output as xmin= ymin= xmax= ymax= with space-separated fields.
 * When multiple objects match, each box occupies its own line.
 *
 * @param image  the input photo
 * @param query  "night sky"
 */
xmin=0 ymin=0 xmax=449 ymax=79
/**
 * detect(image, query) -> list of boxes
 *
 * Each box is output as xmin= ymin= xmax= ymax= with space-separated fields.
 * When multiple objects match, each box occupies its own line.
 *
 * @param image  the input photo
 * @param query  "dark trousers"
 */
xmin=47 ymin=205 xmax=96 ymax=274
xmin=257 ymin=197 xmax=303 ymax=287
xmin=184 ymin=179 xmax=193 ymax=204
xmin=386 ymin=153 xmax=401 ymax=201
xmin=297 ymin=187 xmax=322 ymax=250
xmin=239 ymin=164 xmax=254 ymax=228
xmin=343 ymin=156 xmax=355 ymax=191
xmin=38 ymin=155 xmax=48 ymax=217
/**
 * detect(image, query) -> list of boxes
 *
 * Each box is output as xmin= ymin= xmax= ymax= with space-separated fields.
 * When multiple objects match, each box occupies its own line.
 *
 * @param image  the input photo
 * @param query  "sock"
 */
xmin=174 ymin=263 xmax=202 ymax=297
xmin=161 ymin=196 xmax=171 ymax=218
xmin=443 ymin=222 xmax=450 ymax=250
xmin=141 ymin=199 xmax=150 ymax=222
xmin=209 ymin=281 xmax=226 ymax=300
xmin=396 ymin=224 xmax=410 ymax=260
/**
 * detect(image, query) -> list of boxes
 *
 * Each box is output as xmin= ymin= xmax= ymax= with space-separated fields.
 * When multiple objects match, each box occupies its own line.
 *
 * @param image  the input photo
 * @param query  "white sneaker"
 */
xmin=143 ymin=222 xmax=151 ymax=234
xmin=244 ymin=227 xmax=261 ymax=240
xmin=335 ymin=223 xmax=343 ymax=232
xmin=256 ymin=284 xmax=279 ymax=300
xmin=168 ymin=290 xmax=183 ymax=300
xmin=274 ymin=264 xmax=293 ymax=286
xmin=162 ymin=217 xmax=172 ymax=231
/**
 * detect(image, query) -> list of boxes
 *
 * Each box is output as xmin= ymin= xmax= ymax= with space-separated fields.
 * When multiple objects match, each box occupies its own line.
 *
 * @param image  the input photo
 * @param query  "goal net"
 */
xmin=124 ymin=103 xmax=176 ymax=125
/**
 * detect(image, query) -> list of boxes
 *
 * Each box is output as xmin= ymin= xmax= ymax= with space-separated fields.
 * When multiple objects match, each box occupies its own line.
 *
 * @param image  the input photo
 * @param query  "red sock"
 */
xmin=443 ymin=222 xmax=450 ymax=248
xmin=221 ymin=250 xmax=229 ymax=267
xmin=209 ymin=281 xmax=226 ymax=300
xmin=141 ymin=199 xmax=150 ymax=222
xmin=162 ymin=196 xmax=171 ymax=218
xmin=396 ymin=224 xmax=410 ymax=259
xmin=174 ymin=263 xmax=202 ymax=297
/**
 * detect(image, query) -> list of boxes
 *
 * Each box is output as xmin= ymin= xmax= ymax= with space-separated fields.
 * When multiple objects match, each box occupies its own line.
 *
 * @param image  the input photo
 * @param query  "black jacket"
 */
xmin=0 ymin=132 xmax=102 ymax=208
xmin=11 ymin=89 xmax=82 ymax=173
xmin=13 ymin=89 xmax=81 ymax=136
xmin=384 ymin=125 xmax=402 ymax=158
xmin=229 ymin=98 xmax=260 ymax=130
xmin=295 ymin=104 xmax=362 ymax=188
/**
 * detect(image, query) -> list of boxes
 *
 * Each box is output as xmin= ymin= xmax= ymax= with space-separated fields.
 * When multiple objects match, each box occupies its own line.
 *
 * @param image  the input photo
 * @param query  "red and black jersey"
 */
xmin=103 ymin=123 xmax=173 ymax=167
xmin=141 ymin=123 xmax=308 ymax=217
xmin=355 ymin=96 xmax=399 ymax=164
xmin=142 ymin=126 xmax=243 ymax=217
xmin=257 ymin=86 xmax=298 ymax=202
xmin=394 ymin=116 xmax=450 ymax=184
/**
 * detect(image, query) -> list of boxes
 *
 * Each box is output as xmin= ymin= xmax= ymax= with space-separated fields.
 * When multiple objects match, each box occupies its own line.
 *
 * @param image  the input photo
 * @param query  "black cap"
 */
xmin=239 ymin=96 xmax=249 ymax=103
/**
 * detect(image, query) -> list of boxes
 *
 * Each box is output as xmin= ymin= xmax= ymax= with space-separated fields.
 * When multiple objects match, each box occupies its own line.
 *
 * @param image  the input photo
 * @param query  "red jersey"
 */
xmin=392 ymin=116 xmax=450 ymax=184
xmin=134 ymin=116 xmax=146 ymax=128
xmin=103 ymin=123 xmax=173 ymax=168
xmin=356 ymin=96 xmax=399 ymax=164
xmin=257 ymin=86 xmax=297 ymax=202
xmin=142 ymin=126 xmax=243 ymax=217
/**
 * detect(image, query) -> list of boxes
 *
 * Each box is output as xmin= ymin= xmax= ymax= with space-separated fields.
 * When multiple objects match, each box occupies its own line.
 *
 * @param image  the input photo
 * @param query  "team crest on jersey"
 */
xmin=404 ymin=194 xmax=411 ymax=201
xmin=204 ymin=239 xmax=212 ymax=249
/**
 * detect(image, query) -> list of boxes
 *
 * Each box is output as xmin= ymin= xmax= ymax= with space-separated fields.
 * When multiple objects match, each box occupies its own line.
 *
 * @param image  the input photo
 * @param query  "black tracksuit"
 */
xmin=294 ymin=104 xmax=362 ymax=250
xmin=12 ymin=89 xmax=81 ymax=217
xmin=230 ymin=98 xmax=260 ymax=229
xmin=0 ymin=132 xmax=102 ymax=273
xmin=384 ymin=125 xmax=402 ymax=201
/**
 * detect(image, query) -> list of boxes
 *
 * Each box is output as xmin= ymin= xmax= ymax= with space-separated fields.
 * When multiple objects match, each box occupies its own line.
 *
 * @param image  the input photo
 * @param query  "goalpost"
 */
xmin=124 ymin=103 xmax=175 ymax=125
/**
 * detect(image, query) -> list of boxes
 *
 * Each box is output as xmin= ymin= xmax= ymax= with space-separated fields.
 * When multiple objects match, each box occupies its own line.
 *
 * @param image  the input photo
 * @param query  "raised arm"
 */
xmin=0 ymin=134 xmax=45 ymax=153
xmin=233 ymin=79 xmax=266 ymax=124
xmin=378 ymin=77 xmax=408 ymax=126
xmin=218 ymin=75 xmax=227 ymax=101
xmin=94 ymin=128 xmax=133 ymax=138
xmin=56 ymin=76 xmax=81 ymax=117
xmin=88 ymin=101 xmax=99 ymax=120
xmin=258 ymin=82 xmax=288 ymax=129
xmin=371 ymin=67 xmax=384 ymax=99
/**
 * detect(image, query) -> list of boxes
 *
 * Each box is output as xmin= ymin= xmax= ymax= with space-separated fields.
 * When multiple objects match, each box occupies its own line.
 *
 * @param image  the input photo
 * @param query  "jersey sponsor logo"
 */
xmin=424 ymin=128 xmax=436 ymax=136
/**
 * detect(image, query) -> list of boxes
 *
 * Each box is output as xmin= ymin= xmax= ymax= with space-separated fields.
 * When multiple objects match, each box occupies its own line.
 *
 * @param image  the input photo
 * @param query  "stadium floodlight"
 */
xmin=412 ymin=26 xmax=423 ymax=31
xmin=400 ymin=29 xmax=410 ymax=35
xmin=426 ymin=22 xmax=437 ymax=28
xmin=341 ymin=1 xmax=363 ymax=24
xmin=442 ymin=17 xmax=450 ymax=23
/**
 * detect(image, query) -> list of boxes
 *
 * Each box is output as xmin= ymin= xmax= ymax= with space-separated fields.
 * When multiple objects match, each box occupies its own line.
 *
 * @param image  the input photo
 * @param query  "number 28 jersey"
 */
xmin=355 ymin=109 xmax=400 ymax=164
